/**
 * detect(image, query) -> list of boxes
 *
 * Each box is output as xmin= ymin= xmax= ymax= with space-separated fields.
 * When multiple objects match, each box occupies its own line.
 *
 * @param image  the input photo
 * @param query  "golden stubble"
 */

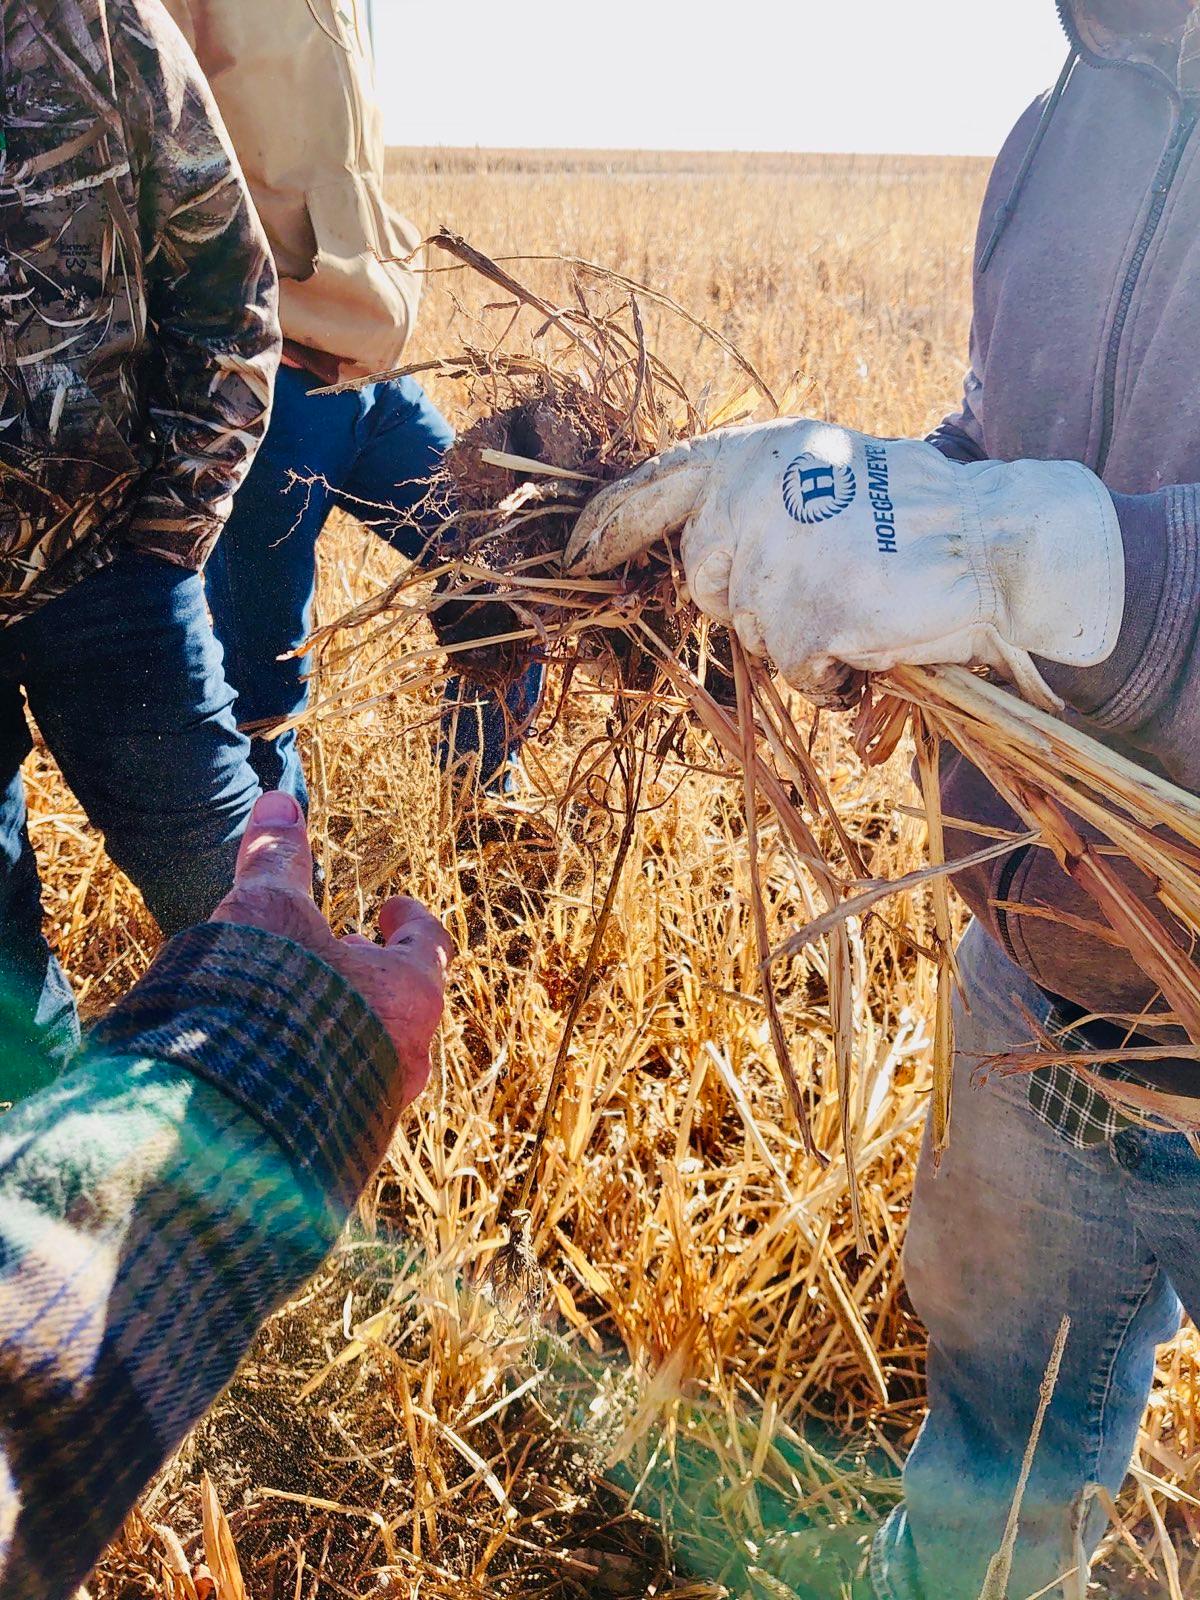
xmin=70 ymin=151 xmax=1199 ymax=1599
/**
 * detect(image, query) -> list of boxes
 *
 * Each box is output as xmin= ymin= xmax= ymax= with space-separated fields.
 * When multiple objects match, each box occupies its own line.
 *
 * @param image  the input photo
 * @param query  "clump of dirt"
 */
xmin=431 ymin=380 xmax=671 ymax=691
xmin=445 ymin=389 xmax=603 ymax=511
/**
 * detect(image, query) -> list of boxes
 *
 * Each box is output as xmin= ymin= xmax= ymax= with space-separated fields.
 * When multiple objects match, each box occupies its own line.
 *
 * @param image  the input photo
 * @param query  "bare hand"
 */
xmin=211 ymin=792 xmax=452 ymax=1108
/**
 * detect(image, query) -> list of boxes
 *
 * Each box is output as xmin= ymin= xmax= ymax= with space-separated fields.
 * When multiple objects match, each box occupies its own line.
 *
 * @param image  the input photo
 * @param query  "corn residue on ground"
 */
xmin=38 ymin=151 xmax=1196 ymax=1598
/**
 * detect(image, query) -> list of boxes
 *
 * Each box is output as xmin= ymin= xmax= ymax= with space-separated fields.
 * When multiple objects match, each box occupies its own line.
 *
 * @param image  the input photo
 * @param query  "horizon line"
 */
xmin=384 ymin=143 xmax=994 ymax=161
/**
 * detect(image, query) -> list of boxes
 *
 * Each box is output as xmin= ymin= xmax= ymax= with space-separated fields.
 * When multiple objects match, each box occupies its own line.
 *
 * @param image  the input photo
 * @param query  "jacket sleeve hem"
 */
xmin=926 ymin=418 xmax=988 ymax=463
xmin=120 ymin=519 xmax=221 ymax=569
xmin=1062 ymin=485 xmax=1200 ymax=736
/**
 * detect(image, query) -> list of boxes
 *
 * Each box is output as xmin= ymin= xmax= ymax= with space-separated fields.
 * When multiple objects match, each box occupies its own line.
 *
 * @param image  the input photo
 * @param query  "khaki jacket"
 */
xmin=164 ymin=0 xmax=421 ymax=378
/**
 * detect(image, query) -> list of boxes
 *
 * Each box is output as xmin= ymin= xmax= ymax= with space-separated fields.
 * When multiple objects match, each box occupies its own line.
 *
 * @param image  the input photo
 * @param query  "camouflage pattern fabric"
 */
xmin=0 ymin=0 xmax=280 ymax=623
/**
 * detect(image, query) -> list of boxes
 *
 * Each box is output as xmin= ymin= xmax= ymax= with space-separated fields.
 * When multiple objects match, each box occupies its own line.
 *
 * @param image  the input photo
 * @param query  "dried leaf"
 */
xmin=200 ymin=1474 xmax=246 ymax=1600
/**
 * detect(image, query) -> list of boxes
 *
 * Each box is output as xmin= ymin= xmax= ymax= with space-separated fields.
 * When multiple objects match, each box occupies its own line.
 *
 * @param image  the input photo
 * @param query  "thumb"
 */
xmin=565 ymin=434 xmax=723 ymax=574
xmin=784 ymin=655 xmax=869 ymax=711
xmin=232 ymin=791 xmax=314 ymax=900
xmin=380 ymin=895 xmax=455 ymax=968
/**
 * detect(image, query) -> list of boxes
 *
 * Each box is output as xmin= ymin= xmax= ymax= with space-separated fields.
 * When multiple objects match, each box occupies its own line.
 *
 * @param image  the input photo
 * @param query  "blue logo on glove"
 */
xmin=782 ymin=454 xmax=856 ymax=524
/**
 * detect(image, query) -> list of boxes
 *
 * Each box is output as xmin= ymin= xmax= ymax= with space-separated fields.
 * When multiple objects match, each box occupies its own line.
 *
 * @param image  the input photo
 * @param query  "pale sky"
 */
xmin=373 ymin=1 xmax=1070 ymax=156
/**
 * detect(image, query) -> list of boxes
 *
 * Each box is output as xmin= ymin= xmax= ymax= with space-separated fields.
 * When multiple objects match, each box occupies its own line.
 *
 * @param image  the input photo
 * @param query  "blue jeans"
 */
xmin=873 ymin=921 xmax=1196 ymax=1600
xmin=0 ymin=551 xmax=260 ymax=1099
xmin=206 ymin=366 xmax=541 ymax=805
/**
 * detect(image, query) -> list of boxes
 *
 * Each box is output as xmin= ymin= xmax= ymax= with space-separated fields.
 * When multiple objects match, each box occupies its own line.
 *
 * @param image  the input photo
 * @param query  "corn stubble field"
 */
xmin=44 ymin=151 xmax=1198 ymax=1596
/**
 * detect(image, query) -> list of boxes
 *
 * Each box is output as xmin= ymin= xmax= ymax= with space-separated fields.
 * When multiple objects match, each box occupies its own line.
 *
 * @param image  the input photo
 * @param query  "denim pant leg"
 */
xmin=19 ymin=552 xmax=261 ymax=936
xmin=341 ymin=376 xmax=544 ymax=790
xmin=0 ymin=687 xmax=79 ymax=1096
xmin=872 ymin=922 xmax=1182 ymax=1600
xmin=438 ymin=668 xmax=544 ymax=793
xmin=205 ymin=365 xmax=356 ymax=807
xmin=1115 ymin=1124 xmax=1200 ymax=1401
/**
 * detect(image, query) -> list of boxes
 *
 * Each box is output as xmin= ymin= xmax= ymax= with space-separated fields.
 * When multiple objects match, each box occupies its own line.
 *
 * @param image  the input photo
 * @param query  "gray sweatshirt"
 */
xmin=933 ymin=1 xmax=1200 ymax=1060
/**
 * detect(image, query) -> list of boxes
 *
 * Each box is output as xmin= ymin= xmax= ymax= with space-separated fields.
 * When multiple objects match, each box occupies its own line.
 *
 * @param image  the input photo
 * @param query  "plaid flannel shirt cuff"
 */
xmin=89 ymin=923 xmax=400 ymax=1218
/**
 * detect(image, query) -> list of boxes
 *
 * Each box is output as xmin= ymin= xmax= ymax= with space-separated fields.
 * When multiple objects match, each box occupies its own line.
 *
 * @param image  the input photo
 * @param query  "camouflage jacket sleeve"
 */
xmin=119 ymin=7 xmax=281 ymax=568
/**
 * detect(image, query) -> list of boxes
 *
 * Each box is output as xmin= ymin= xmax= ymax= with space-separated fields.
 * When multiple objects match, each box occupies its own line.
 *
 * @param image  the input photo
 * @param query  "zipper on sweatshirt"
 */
xmin=1052 ymin=4 xmax=1198 ymax=476
xmin=1094 ymin=102 xmax=1197 ymax=475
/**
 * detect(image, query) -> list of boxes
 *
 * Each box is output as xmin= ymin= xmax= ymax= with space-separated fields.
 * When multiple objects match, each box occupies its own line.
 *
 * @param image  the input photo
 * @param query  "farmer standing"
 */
xmin=162 ymin=0 xmax=540 ymax=803
xmin=571 ymin=2 xmax=1200 ymax=1594
xmin=0 ymin=0 xmax=276 ymax=1092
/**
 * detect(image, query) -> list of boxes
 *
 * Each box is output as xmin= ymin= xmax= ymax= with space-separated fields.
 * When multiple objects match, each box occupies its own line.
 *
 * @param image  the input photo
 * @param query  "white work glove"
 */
xmin=565 ymin=419 xmax=1124 ymax=710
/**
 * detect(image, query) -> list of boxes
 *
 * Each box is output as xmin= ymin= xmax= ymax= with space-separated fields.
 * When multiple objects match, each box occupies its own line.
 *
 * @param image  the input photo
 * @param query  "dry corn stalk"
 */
xmin=874 ymin=665 xmax=1200 ymax=1127
xmin=309 ymin=232 xmax=1200 ymax=1227
xmin=911 ymin=717 xmax=957 ymax=1163
xmin=977 ymin=1315 xmax=1072 ymax=1600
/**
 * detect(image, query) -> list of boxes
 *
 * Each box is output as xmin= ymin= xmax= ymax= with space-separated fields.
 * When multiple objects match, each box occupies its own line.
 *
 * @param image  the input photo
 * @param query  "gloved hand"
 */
xmin=566 ymin=419 xmax=1124 ymax=710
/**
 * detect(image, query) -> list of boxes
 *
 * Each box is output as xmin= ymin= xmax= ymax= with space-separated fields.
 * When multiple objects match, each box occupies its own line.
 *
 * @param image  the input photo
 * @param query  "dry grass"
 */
xmin=35 ymin=150 xmax=1196 ymax=1597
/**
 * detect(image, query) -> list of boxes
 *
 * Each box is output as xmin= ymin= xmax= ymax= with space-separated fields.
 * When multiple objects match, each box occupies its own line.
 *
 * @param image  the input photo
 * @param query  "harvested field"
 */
xmin=52 ymin=150 xmax=1199 ymax=1597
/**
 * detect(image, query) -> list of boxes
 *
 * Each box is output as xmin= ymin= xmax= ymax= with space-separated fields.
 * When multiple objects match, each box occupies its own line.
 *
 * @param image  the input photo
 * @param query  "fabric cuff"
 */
xmin=88 ymin=923 xmax=400 ymax=1218
xmin=1041 ymin=485 xmax=1198 ymax=732
xmin=925 ymin=419 xmax=987 ymax=464
xmin=123 ymin=501 xmax=224 ymax=570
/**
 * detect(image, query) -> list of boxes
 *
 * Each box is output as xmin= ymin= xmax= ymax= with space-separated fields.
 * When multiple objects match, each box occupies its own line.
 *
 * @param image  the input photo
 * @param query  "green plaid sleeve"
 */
xmin=0 ymin=922 xmax=398 ymax=1597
